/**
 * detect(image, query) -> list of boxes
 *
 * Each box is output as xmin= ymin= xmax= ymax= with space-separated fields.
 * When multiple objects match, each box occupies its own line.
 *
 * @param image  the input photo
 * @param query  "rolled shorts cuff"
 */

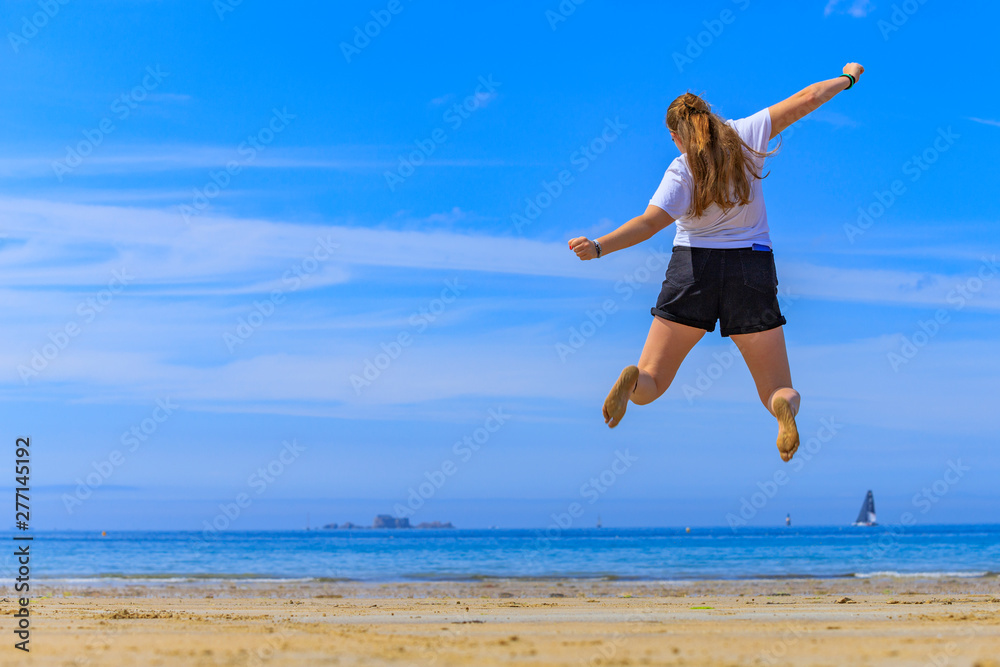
xmin=720 ymin=316 xmax=787 ymax=337
xmin=650 ymin=308 xmax=717 ymax=333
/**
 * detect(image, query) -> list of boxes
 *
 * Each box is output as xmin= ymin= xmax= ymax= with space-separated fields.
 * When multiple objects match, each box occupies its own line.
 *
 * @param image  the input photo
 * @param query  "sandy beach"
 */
xmin=7 ymin=577 xmax=999 ymax=666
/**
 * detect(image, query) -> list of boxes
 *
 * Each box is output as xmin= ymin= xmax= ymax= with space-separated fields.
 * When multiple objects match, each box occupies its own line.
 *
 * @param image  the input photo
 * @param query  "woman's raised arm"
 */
xmin=569 ymin=205 xmax=674 ymax=260
xmin=768 ymin=62 xmax=865 ymax=139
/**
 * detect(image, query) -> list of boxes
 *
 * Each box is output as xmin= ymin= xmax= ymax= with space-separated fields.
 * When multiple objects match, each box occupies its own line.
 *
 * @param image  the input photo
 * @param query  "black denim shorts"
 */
xmin=650 ymin=246 xmax=786 ymax=336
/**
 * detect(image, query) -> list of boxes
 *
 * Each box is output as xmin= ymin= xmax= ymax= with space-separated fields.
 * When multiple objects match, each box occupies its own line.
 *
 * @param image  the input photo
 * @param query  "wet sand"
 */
xmin=8 ymin=577 xmax=1000 ymax=666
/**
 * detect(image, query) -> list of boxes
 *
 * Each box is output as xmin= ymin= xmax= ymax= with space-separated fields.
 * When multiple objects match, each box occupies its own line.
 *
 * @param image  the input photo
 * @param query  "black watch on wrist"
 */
xmin=593 ymin=239 xmax=602 ymax=258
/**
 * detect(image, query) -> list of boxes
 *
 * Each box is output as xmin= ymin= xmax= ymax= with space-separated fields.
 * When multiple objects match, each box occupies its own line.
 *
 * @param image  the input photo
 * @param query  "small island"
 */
xmin=322 ymin=515 xmax=454 ymax=530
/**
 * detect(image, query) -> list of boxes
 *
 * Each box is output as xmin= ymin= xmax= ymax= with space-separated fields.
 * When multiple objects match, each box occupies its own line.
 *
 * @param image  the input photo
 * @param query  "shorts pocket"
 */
xmin=740 ymin=250 xmax=778 ymax=294
xmin=664 ymin=248 xmax=711 ymax=288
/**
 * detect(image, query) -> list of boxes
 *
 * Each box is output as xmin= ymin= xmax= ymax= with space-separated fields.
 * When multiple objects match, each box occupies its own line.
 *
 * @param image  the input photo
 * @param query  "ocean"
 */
xmin=7 ymin=524 xmax=999 ymax=584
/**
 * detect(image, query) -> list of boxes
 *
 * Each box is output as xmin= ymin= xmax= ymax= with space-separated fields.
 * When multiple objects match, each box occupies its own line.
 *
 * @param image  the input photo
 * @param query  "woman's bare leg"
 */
xmin=603 ymin=316 xmax=704 ymax=427
xmin=634 ymin=317 xmax=706 ymax=404
xmin=730 ymin=326 xmax=801 ymax=461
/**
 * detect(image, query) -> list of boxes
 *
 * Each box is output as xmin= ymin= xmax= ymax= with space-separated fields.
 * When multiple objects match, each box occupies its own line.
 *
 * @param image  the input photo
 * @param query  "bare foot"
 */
xmin=603 ymin=366 xmax=639 ymax=428
xmin=772 ymin=395 xmax=799 ymax=461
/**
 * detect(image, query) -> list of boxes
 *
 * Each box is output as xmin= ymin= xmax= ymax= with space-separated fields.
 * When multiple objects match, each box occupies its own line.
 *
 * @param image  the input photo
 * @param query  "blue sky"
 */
xmin=2 ymin=0 xmax=998 ymax=531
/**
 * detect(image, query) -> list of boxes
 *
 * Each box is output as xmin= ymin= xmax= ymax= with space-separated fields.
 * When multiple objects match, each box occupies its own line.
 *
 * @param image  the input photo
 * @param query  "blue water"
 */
xmin=5 ymin=525 xmax=999 ymax=583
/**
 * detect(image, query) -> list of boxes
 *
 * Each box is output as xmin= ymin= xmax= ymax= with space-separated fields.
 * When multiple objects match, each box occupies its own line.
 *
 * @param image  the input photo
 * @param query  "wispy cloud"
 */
xmin=0 ymin=196 xmax=657 ymax=287
xmin=0 ymin=148 xmax=517 ymax=179
xmin=824 ymin=0 xmax=874 ymax=17
xmin=967 ymin=117 xmax=1000 ymax=128
xmin=429 ymin=93 xmax=454 ymax=107
xmin=810 ymin=109 xmax=859 ymax=129
xmin=3 ymin=196 xmax=997 ymax=302
xmin=779 ymin=259 xmax=1000 ymax=311
xmin=3 ymin=196 xmax=997 ymax=417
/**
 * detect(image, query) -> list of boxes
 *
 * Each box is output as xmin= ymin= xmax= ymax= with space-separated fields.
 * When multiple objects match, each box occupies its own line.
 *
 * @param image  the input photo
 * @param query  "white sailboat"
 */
xmin=852 ymin=490 xmax=877 ymax=526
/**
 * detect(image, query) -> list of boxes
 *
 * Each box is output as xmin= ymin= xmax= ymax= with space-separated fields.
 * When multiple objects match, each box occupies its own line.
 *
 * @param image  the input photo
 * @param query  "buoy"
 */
xmin=685 ymin=527 xmax=691 ymax=533
xmin=101 ymin=531 xmax=107 ymax=536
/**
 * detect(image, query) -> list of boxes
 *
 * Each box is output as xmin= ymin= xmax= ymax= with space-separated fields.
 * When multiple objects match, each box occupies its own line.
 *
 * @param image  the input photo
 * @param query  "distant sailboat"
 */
xmin=596 ymin=515 xmax=602 ymax=529
xmin=852 ymin=490 xmax=877 ymax=526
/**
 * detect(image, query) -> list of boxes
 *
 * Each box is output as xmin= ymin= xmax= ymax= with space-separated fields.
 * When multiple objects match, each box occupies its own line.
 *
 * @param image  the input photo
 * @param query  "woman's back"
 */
xmin=649 ymin=107 xmax=773 ymax=249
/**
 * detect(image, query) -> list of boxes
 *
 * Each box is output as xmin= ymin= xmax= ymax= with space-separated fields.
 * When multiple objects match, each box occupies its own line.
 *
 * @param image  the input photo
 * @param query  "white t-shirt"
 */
xmin=649 ymin=107 xmax=772 ymax=249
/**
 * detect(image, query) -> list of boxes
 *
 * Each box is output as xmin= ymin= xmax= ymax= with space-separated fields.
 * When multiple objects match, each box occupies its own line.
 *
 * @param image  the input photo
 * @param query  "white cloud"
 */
xmin=809 ymin=109 xmax=859 ymax=129
xmin=778 ymin=258 xmax=1000 ymax=312
xmin=0 ymin=196 xmax=665 ymax=288
xmin=429 ymin=93 xmax=454 ymax=107
xmin=4 ymin=311 xmax=996 ymax=441
xmin=3 ymin=195 xmax=998 ymax=305
xmin=967 ymin=117 xmax=1000 ymax=128
xmin=0 ymin=148 xmax=515 ymax=179
xmin=2 ymin=195 xmax=997 ymax=420
xmin=824 ymin=0 xmax=874 ymax=17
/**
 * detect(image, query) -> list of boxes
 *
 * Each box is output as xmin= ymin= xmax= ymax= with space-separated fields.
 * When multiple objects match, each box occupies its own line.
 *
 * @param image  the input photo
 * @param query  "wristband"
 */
xmin=840 ymin=73 xmax=856 ymax=89
xmin=593 ymin=239 xmax=602 ymax=258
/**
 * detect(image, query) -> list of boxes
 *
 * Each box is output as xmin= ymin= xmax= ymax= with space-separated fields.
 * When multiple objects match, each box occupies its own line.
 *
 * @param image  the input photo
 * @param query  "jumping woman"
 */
xmin=569 ymin=63 xmax=864 ymax=462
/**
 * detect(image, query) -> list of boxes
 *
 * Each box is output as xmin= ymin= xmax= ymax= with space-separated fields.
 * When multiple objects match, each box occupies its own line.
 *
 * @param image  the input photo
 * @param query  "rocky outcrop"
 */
xmin=372 ymin=515 xmax=410 ymax=529
xmin=321 ymin=517 xmax=453 ymax=529
xmin=415 ymin=521 xmax=454 ymax=529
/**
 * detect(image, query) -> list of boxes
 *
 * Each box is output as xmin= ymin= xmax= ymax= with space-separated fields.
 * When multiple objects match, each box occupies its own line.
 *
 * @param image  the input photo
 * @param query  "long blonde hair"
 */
xmin=665 ymin=93 xmax=776 ymax=218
